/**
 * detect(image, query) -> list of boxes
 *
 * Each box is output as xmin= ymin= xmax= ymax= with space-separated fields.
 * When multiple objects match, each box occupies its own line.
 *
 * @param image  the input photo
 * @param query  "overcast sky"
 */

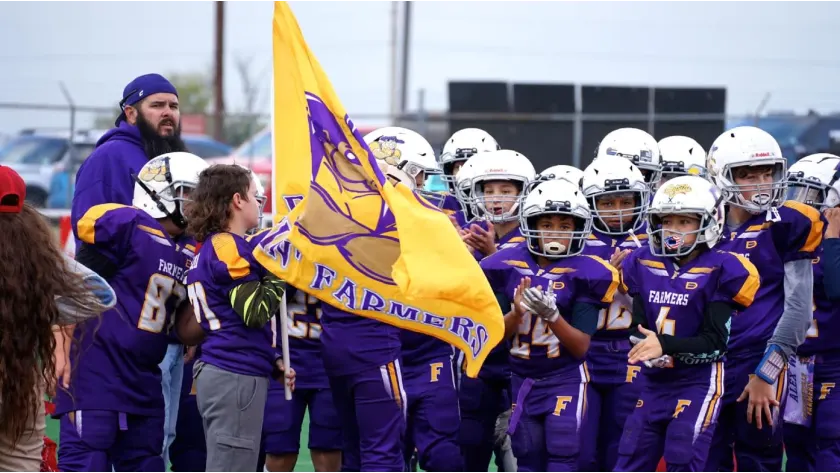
xmin=1 ymin=1 xmax=839 ymax=135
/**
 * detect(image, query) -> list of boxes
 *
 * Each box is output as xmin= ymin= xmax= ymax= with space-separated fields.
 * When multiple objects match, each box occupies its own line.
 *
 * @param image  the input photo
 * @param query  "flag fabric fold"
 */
xmin=252 ymin=1 xmax=503 ymax=377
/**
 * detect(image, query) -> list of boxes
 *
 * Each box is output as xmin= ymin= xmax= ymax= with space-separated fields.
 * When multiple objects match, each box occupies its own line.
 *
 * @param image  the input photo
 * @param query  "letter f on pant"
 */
xmin=553 ymin=396 xmax=573 ymax=416
xmin=673 ymin=399 xmax=692 ymax=418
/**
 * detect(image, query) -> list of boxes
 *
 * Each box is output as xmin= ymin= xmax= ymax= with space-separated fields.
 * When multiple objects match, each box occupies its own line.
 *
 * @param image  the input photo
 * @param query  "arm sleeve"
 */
xmin=767 ymin=258 xmax=814 ymax=358
xmin=630 ymin=296 xmax=648 ymax=339
xmin=657 ymin=301 xmax=733 ymax=360
xmin=571 ymin=302 xmax=600 ymax=336
xmin=75 ymin=243 xmax=119 ymax=280
xmin=229 ymin=274 xmax=287 ymax=329
xmin=823 ymin=238 xmax=840 ymax=301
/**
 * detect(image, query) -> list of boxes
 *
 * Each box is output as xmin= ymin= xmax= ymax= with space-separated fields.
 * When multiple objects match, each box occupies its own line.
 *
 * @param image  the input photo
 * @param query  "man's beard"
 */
xmin=136 ymin=112 xmax=187 ymax=159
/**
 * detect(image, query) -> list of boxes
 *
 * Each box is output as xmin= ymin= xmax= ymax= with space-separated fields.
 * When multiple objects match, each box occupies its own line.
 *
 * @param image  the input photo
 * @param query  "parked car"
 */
xmin=182 ymin=134 xmax=233 ymax=160
xmin=0 ymin=129 xmax=103 ymax=207
xmin=43 ymin=132 xmax=232 ymax=209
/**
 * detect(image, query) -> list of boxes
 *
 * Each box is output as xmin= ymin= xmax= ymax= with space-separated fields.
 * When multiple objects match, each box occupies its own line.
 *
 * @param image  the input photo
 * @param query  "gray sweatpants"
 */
xmin=494 ymin=407 xmax=517 ymax=472
xmin=194 ymin=360 xmax=269 ymax=472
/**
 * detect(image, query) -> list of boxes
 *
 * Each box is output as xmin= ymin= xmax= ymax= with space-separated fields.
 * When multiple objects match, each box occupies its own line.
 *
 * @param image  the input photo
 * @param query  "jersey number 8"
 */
xmin=139 ymin=273 xmax=186 ymax=334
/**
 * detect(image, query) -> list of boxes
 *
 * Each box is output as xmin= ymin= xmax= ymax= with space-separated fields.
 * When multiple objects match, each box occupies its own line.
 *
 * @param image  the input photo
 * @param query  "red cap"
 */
xmin=0 ymin=165 xmax=26 ymax=213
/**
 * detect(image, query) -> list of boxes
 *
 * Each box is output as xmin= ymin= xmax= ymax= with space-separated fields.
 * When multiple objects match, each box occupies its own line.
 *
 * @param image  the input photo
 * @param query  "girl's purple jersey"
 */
xmin=480 ymin=243 xmax=619 ymax=379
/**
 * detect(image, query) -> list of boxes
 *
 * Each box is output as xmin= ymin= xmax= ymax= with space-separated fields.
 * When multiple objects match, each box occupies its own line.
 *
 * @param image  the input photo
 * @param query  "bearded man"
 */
xmin=68 ymin=73 xmax=188 ymax=469
xmin=71 ymin=73 xmax=186 ymax=233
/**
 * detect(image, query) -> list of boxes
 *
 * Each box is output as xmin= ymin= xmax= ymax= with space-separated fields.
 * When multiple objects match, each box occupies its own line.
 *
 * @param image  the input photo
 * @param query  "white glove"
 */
xmin=629 ymin=335 xmax=673 ymax=369
xmin=645 ymin=355 xmax=674 ymax=369
xmin=522 ymin=286 xmax=559 ymax=323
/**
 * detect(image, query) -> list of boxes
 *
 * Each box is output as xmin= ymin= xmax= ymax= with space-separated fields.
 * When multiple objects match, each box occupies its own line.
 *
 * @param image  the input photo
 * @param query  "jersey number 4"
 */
xmin=139 ymin=274 xmax=187 ymax=334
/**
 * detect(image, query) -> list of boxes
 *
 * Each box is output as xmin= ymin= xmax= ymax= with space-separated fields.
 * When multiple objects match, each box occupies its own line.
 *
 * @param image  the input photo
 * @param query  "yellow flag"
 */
xmin=253 ymin=1 xmax=503 ymax=377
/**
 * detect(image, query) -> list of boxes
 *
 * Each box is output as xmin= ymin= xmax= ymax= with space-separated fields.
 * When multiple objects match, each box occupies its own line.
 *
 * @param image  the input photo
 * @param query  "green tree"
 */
xmin=168 ymin=71 xmax=212 ymax=114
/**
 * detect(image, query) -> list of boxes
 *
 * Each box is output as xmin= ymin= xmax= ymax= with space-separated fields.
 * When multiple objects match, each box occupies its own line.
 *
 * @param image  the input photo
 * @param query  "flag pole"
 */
xmin=269 ymin=40 xmax=292 ymax=400
xmin=279 ymin=293 xmax=293 ymax=400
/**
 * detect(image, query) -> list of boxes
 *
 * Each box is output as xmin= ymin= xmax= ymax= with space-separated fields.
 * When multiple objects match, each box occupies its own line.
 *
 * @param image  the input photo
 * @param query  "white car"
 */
xmin=0 ymin=129 xmax=103 ymax=207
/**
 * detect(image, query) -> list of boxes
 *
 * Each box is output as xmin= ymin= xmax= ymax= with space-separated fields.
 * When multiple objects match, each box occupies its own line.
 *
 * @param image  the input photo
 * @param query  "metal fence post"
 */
xmin=572 ymin=84 xmax=583 ymax=169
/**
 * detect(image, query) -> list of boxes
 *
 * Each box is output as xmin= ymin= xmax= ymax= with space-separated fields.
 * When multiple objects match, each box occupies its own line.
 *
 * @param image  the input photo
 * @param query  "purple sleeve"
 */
xmin=824 ymin=238 xmax=840 ymax=301
xmin=208 ymin=234 xmax=264 ymax=291
xmin=578 ymin=255 xmax=619 ymax=308
xmin=75 ymin=205 xmax=136 ymax=263
xmin=71 ymin=148 xmax=136 ymax=242
xmin=621 ymin=250 xmax=641 ymax=298
xmin=774 ymin=201 xmax=826 ymax=263
xmin=712 ymin=252 xmax=760 ymax=310
xmin=479 ymin=261 xmax=508 ymax=295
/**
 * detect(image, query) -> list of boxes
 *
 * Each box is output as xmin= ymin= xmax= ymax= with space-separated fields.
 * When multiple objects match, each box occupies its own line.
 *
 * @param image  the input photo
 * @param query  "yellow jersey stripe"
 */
xmin=728 ymin=253 xmax=760 ymax=308
xmin=77 ymin=203 xmax=129 ymax=245
xmin=211 ymin=233 xmax=251 ymax=280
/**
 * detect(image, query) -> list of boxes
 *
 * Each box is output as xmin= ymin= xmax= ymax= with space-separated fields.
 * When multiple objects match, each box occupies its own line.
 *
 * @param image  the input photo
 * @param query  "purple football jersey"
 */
xmin=282 ymin=289 xmax=329 ymax=389
xmin=799 ymin=246 xmax=840 ymax=356
xmin=400 ymin=330 xmax=453 ymax=367
xmin=461 ymin=223 xmax=526 ymax=262
xmin=480 ymin=243 xmax=619 ymax=379
xmin=245 ymin=229 xmax=330 ymax=388
xmin=621 ymin=246 xmax=760 ymax=380
xmin=55 ymin=204 xmax=193 ymax=417
xmin=454 ymin=209 xmax=471 ymax=228
xmin=187 ymin=231 xmax=274 ymax=377
xmin=319 ymin=303 xmax=402 ymax=377
xmin=441 ymin=193 xmax=463 ymax=215
xmin=583 ymin=227 xmax=648 ymax=341
xmin=715 ymin=201 xmax=824 ymax=353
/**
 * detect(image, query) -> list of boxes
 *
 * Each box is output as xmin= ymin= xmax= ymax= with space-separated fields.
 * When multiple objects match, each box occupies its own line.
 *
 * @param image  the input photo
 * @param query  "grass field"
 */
xmin=44 ymin=413 xmax=507 ymax=472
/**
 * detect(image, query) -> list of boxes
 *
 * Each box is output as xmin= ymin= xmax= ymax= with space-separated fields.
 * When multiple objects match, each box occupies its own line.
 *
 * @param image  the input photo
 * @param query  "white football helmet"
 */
xmin=658 ymin=136 xmax=708 ymax=182
xmin=133 ymin=152 xmax=209 ymax=228
xmin=364 ymin=126 xmax=440 ymax=182
xmin=647 ymin=175 xmax=726 ymax=258
xmin=440 ymin=128 xmax=499 ymax=192
xmin=786 ymin=153 xmax=840 ymax=210
xmin=707 ymin=126 xmax=787 ymax=214
xmin=377 ymin=160 xmax=417 ymax=191
xmin=595 ymin=128 xmax=662 ymax=187
xmin=539 ymin=165 xmax=584 ymax=188
xmin=454 ymin=154 xmax=481 ymax=207
xmin=470 ymin=150 xmax=536 ymax=223
xmin=236 ymin=164 xmax=268 ymax=233
xmin=520 ymin=179 xmax=592 ymax=258
xmin=581 ymin=155 xmax=649 ymax=236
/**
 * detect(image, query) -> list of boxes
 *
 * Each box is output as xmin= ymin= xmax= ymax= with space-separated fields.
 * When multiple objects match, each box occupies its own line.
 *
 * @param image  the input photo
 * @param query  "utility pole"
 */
xmin=213 ymin=1 xmax=226 ymax=141
xmin=399 ymin=1 xmax=412 ymax=117
xmin=389 ymin=2 xmax=400 ymax=124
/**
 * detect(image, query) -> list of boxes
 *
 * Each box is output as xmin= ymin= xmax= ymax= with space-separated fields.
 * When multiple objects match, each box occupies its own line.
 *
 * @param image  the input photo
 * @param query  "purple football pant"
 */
xmin=402 ymin=358 xmax=463 ymax=471
xmin=580 ymin=341 xmax=642 ymax=471
xmin=508 ymin=365 xmax=591 ymax=472
xmin=784 ymin=351 xmax=840 ymax=472
xmin=263 ymin=382 xmax=342 ymax=455
xmin=328 ymin=359 xmax=406 ymax=472
xmin=458 ymin=375 xmax=510 ymax=471
xmin=615 ymin=362 xmax=724 ymax=472
xmin=707 ymin=349 xmax=787 ymax=472
xmin=58 ymin=410 xmax=165 ymax=472
xmin=169 ymin=359 xmax=206 ymax=472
